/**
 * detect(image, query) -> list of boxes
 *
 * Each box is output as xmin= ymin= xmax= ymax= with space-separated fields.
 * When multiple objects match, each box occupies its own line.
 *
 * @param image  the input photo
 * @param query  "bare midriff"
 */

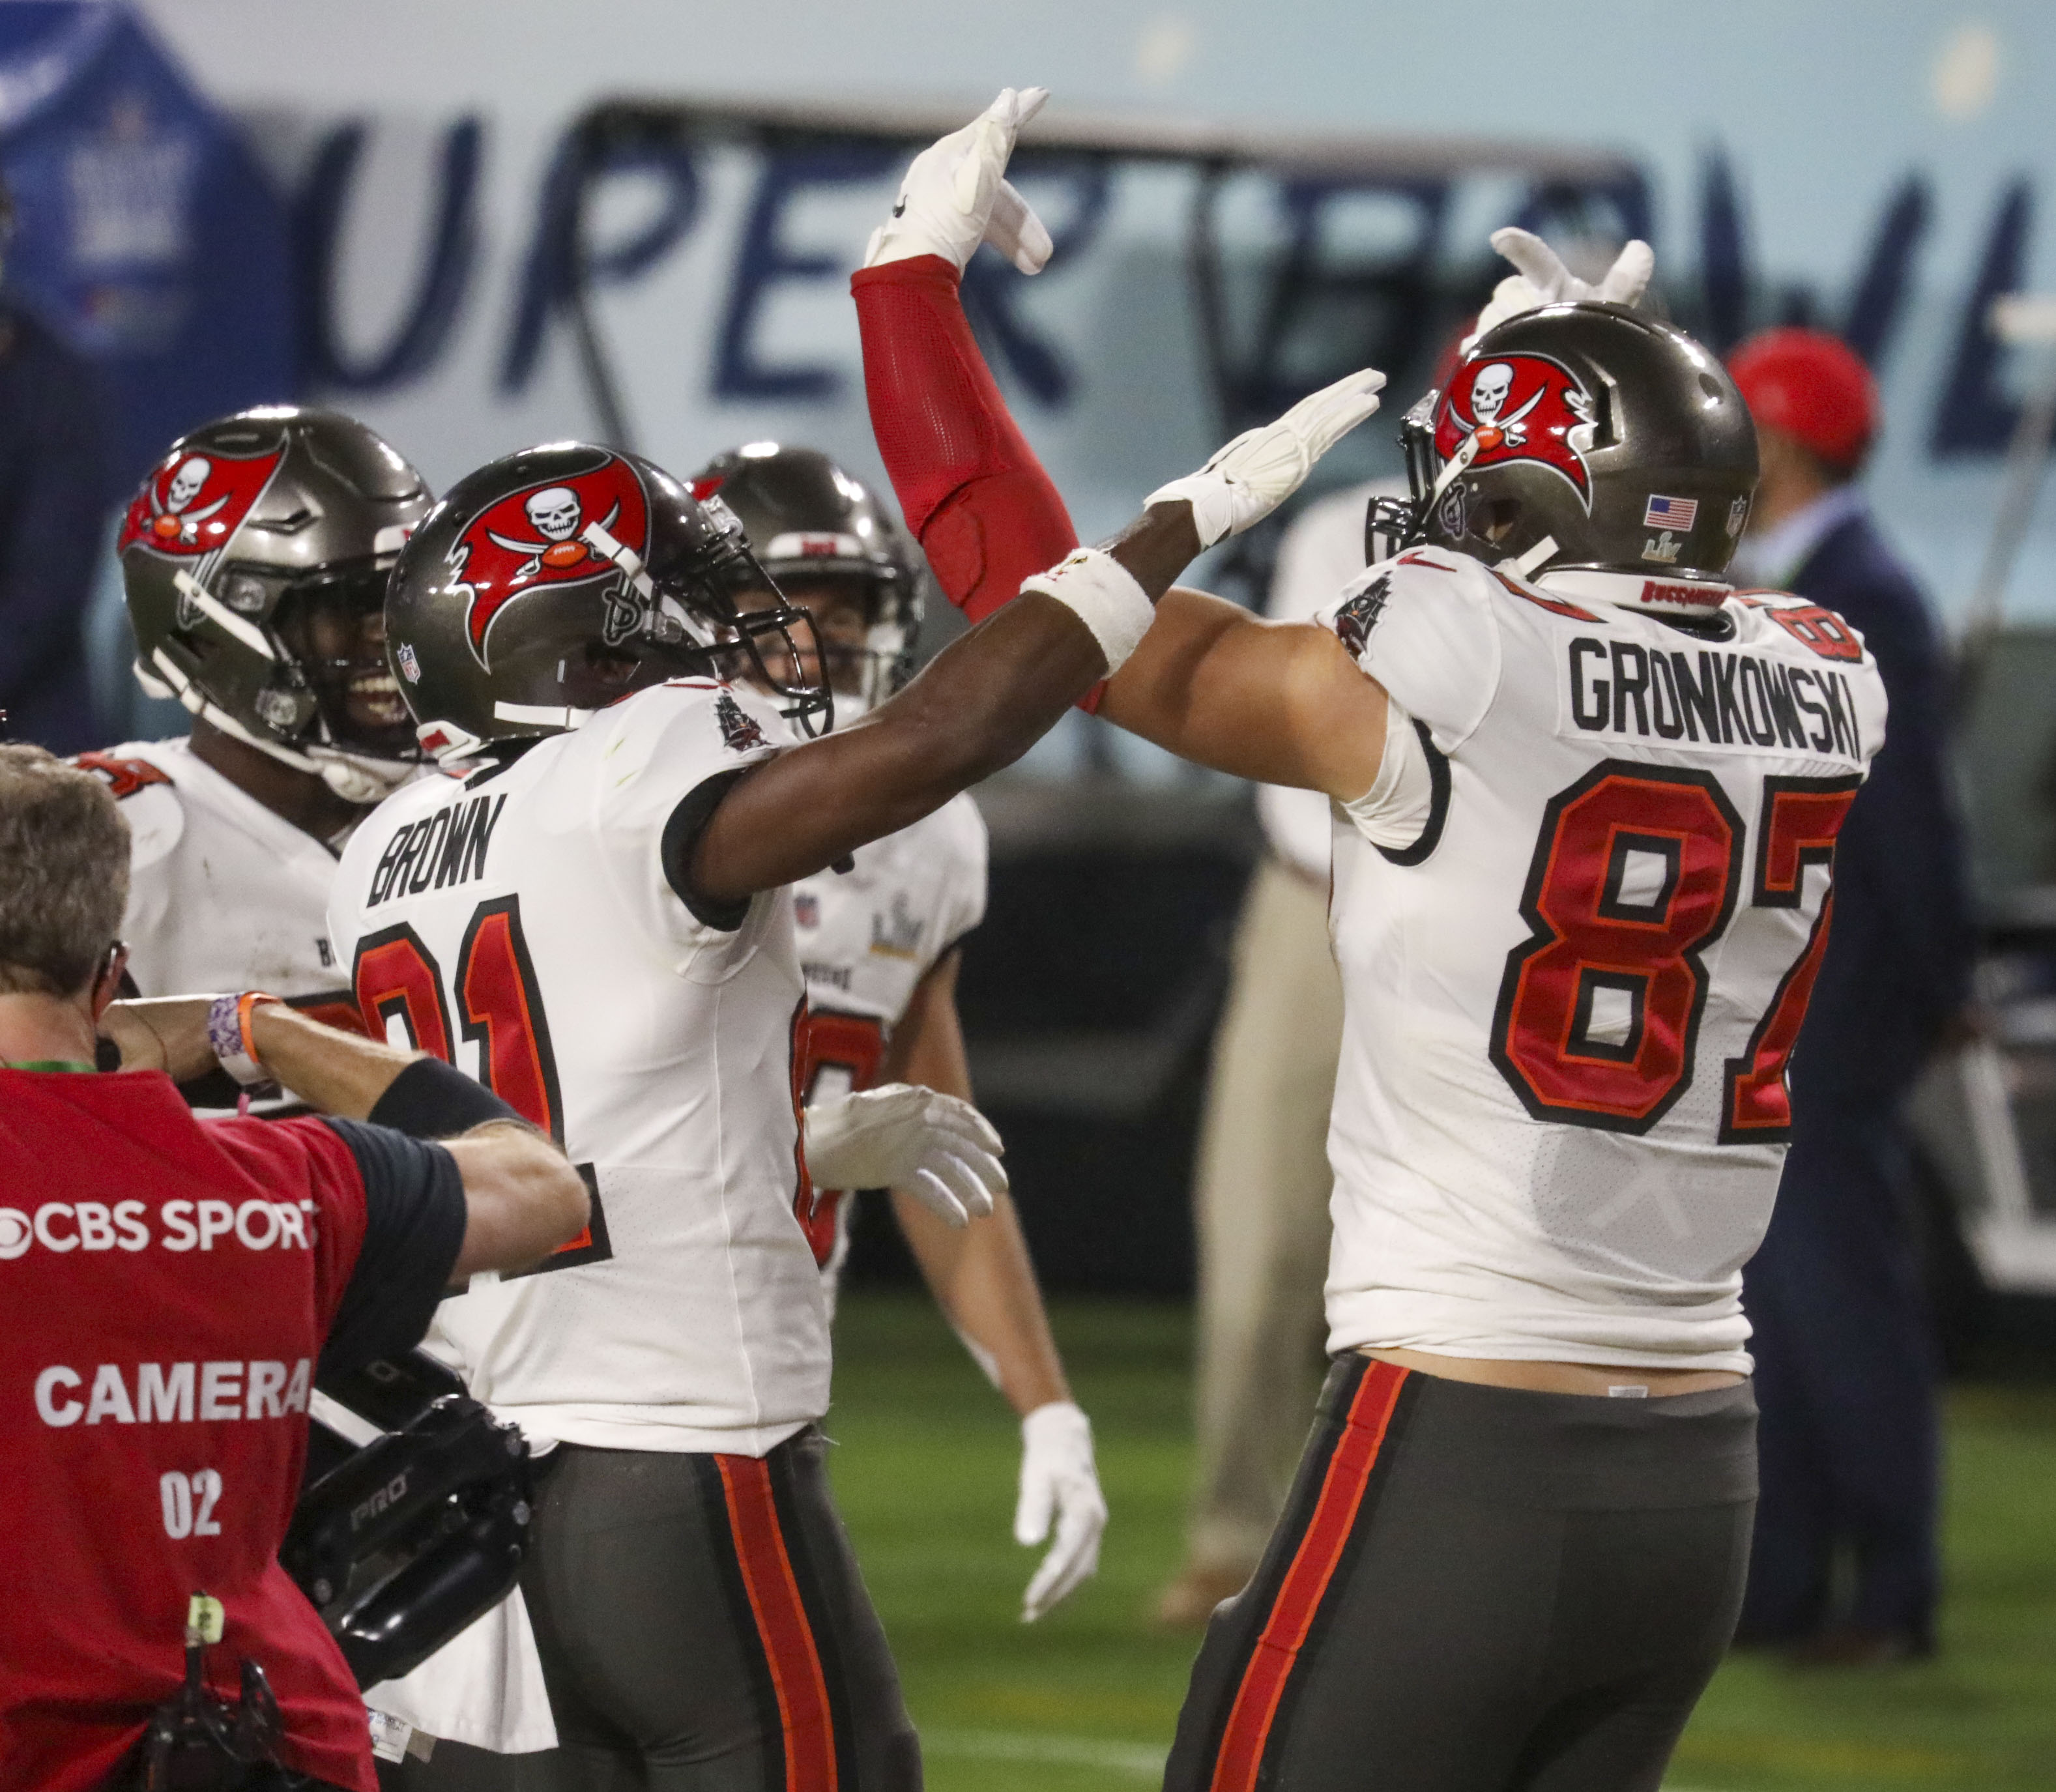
xmin=1363 ymin=1346 xmax=1745 ymax=1397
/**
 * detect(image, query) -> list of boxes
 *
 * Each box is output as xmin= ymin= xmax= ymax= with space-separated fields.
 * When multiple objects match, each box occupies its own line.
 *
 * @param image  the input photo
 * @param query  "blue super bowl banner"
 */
xmin=0 ymin=1 xmax=292 ymax=491
xmin=3 ymin=3 xmax=2053 ymax=637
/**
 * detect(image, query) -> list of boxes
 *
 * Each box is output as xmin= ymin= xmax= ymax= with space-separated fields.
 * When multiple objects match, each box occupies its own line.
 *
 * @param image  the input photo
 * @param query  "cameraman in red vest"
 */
xmin=0 ymin=744 xmax=590 ymax=1791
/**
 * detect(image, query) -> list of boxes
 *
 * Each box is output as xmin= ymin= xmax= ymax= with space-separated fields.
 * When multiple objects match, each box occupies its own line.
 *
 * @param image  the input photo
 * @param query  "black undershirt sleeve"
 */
xmin=316 ymin=1117 xmax=469 ymax=1374
xmin=661 ymin=767 xmax=755 ymax=931
xmin=368 ymin=1055 xmax=527 ymax=1138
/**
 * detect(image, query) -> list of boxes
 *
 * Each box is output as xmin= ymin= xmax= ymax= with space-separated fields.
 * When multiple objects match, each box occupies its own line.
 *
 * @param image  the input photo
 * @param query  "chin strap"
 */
xmin=143 ymin=648 xmax=416 ymax=803
xmin=312 ymin=753 xmax=415 ymax=805
xmin=1497 ymin=535 xmax=1558 ymax=579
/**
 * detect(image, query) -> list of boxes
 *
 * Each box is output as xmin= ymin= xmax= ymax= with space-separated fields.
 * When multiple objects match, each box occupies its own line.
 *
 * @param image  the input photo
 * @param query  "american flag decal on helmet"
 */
xmin=1643 ymin=495 xmax=1699 ymax=531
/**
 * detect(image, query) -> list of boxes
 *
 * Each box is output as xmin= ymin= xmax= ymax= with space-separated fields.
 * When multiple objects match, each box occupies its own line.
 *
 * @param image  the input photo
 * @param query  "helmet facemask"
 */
xmin=581 ymin=518 xmax=835 ymax=739
xmin=270 ymin=563 xmax=419 ymax=761
xmin=1365 ymin=392 xmax=1443 ymax=562
xmin=735 ymin=568 xmax=910 ymax=729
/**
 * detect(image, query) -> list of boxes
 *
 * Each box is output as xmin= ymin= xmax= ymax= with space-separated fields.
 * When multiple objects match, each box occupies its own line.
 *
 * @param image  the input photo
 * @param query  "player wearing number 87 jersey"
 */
xmin=852 ymin=113 xmax=1888 ymax=1790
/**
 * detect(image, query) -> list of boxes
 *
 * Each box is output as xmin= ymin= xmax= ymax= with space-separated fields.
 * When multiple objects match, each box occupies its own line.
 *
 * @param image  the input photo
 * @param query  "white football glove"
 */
xmin=1462 ymin=226 xmax=1655 ymax=352
xmin=863 ymin=86 xmax=1054 ymax=276
xmin=802 ymin=1083 xmax=1005 ymax=1228
xmin=1144 ymin=368 xmax=1387 ymax=549
xmin=1015 ymin=1401 xmax=1107 ymax=1622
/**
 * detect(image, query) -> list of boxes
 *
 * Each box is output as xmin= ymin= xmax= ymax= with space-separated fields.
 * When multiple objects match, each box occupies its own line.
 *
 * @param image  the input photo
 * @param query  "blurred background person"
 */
xmin=1728 ymin=326 xmax=1976 ymax=1663
xmin=0 ymin=172 xmax=108 ymax=754
xmin=1153 ymin=484 xmax=1368 ymax=1626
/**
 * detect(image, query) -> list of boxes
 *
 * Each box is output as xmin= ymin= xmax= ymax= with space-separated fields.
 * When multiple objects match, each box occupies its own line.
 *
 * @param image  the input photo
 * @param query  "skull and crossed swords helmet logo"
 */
xmin=147 ymin=455 xmax=230 ymax=544
xmin=487 ymin=485 xmax=620 ymax=584
xmin=1455 ymin=362 xmax=1536 ymax=452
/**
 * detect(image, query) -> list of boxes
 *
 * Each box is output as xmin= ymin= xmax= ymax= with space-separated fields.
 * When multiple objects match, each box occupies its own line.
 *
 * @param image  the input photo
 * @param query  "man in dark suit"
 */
xmin=1728 ymin=327 xmax=1975 ymax=1662
xmin=0 ymin=175 xmax=108 ymax=753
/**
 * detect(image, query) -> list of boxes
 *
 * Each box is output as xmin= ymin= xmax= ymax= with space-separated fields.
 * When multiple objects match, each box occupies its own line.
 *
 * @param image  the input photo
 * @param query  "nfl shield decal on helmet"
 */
xmin=448 ymin=452 xmax=651 ymax=666
xmin=1435 ymin=353 xmax=1599 ymax=507
xmin=119 ymin=447 xmax=285 ymax=558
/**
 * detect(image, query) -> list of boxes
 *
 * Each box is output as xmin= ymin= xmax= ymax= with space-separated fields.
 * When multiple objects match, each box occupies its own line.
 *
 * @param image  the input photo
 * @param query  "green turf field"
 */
xmin=826 ymin=1292 xmax=2056 ymax=1792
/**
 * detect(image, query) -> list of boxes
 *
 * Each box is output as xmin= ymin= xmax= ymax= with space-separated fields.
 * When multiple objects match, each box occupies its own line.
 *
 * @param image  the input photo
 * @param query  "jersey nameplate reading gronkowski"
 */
xmin=366 ymin=792 xmax=507 ymax=907
xmin=1560 ymin=636 xmax=1865 ymax=763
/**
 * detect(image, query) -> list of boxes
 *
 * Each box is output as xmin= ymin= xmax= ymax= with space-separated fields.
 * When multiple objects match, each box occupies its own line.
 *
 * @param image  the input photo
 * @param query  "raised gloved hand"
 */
xmin=1015 ymin=1401 xmax=1107 ymax=1621
xmin=863 ymin=86 xmax=1054 ymax=276
xmin=802 ymin=1083 xmax=1005 ymax=1227
xmin=1462 ymin=226 xmax=1655 ymax=351
xmin=1144 ymin=368 xmax=1387 ymax=550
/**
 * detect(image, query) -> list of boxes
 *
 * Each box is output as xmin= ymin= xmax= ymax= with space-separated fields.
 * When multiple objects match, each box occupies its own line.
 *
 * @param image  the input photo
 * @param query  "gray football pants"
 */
xmin=379 ymin=1430 xmax=919 ymax=1792
xmin=1185 ymin=855 xmax=1344 ymax=1577
xmin=1167 ymin=1357 xmax=1758 ymax=1792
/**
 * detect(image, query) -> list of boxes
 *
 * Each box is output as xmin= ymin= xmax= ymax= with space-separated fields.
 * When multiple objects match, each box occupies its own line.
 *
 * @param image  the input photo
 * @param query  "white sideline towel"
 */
xmin=363 ymin=1585 xmax=557 ymax=1754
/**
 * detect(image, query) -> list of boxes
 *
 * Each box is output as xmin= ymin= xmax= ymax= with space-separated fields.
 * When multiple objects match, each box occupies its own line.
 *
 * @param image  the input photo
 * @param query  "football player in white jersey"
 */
xmin=696 ymin=441 xmax=1107 ymax=1624
xmin=850 ymin=98 xmax=1889 ymax=1792
xmin=324 ymin=179 xmax=1378 ymax=1791
xmin=78 ymin=408 xmax=433 ymax=1064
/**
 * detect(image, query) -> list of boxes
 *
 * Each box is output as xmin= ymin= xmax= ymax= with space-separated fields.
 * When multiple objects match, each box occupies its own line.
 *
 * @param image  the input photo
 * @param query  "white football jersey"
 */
xmin=789 ymin=792 xmax=987 ymax=1273
xmin=1257 ymin=480 xmax=1393 ymax=879
xmin=328 ymin=679 xmax=825 ymax=1456
xmin=77 ymin=737 xmax=364 ymax=1032
xmin=1316 ymin=549 xmax=1887 ymax=1373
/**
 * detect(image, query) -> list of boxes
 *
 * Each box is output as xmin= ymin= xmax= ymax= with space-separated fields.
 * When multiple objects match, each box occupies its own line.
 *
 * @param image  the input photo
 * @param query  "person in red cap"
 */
xmin=1726 ymin=326 xmax=1974 ymax=1663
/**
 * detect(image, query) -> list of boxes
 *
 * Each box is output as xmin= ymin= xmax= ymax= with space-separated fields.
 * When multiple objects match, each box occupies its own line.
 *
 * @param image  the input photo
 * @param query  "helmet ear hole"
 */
xmin=1481 ymin=498 xmax=1524 ymax=545
xmin=1698 ymin=372 xmax=1724 ymax=403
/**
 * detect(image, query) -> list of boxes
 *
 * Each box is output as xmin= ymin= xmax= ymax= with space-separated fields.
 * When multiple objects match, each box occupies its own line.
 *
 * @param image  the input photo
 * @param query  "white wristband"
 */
xmin=1019 ymin=547 xmax=1155 ymax=676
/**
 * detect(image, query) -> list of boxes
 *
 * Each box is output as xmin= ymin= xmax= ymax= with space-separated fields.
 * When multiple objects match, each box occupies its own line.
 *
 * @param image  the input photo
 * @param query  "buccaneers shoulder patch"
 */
xmin=1331 ymin=572 xmax=1393 ymax=659
xmin=716 ymin=692 xmax=768 ymax=753
xmin=73 ymin=753 xmax=173 ymax=801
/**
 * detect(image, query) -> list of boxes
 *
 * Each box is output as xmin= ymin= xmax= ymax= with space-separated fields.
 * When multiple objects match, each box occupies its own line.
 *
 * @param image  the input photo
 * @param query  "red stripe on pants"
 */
xmin=719 ymin=1454 xmax=839 ymax=1792
xmin=1207 ymin=1361 xmax=1410 ymax=1792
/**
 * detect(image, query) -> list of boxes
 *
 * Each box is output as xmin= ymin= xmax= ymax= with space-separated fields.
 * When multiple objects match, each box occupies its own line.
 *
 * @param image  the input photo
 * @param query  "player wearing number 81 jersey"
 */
xmin=330 ymin=669 xmax=821 ymax=1448
xmin=320 ymin=387 xmax=1211 ymax=1786
xmin=325 ymin=450 xmax=882 ymax=1782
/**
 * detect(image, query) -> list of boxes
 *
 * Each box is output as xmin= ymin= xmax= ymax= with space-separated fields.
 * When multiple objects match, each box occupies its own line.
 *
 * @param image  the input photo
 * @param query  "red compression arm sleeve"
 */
xmin=853 ymin=256 xmax=1080 ymax=628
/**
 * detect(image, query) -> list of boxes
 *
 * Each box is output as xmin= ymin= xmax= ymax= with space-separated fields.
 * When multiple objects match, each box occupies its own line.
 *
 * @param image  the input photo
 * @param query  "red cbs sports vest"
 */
xmin=0 ymin=1070 xmax=378 ymax=1792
